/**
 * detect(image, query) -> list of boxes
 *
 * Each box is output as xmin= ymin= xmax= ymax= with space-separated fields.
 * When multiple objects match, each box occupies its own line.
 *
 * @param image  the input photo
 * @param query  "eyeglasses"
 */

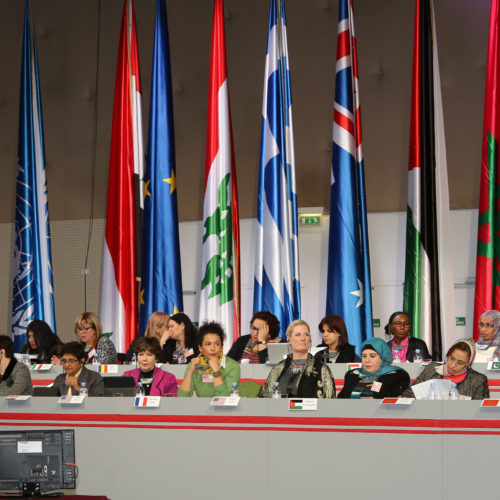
xmin=61 ymin=359 xmax=80 ymax=365
xmin=77 ymin=326 xmax=94 ymax=333
xmin=392 ymin=321 xmax=411 ymax=327
xmin=448 ymin=355 xmax=467 ymax=367
xmin=478 ymin=322 xmax=495 ymax=329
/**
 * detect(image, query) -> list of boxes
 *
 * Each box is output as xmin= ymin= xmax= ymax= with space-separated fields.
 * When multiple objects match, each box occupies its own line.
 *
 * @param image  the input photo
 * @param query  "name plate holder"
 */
xmin=210 ymin=396 xmax=240 ymax=408
xmin=288 ymin=398 xmax=317 ymax=411
xmin=487 ymin=361 xmax=500 ymax=371
xmin=380 ymin=397 xmax=414 ymax=407
xmin=481 ymin=399 xmax=500 ymax=408
xmin=134 ymin=396 xmax=161 ymax=408
xmin=98 ymin=365 xmax=119 ymax=374
xmin=347 ymin=363 xmax=362 ymax=371
xmin=5 ymin=395 xmax=31 ymax=406
xmin=58 ymin=395 xmax=85 ymax=406
xmin=30 ymin=364 xmax=52 ymax=371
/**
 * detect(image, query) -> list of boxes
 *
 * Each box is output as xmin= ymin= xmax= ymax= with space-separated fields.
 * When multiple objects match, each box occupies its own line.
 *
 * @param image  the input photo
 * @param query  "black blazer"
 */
xmin=386 ymin=337 xmax=430 ymax=362
xmin=53 ymin=365 xmax=104 ymax=397
xmin=159 ymin=338 xmax=199 ymax=364
xmin=314 ymin=344 xmax=360 ymax=363
xmin=227 ymin=334 xmax=269 ymax=363
xmin=337 ymin=368 xmax=410 ymax=399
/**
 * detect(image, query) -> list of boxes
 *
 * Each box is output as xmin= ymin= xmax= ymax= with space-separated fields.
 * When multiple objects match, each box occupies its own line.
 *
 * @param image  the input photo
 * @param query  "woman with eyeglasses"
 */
xmin=53 ymin=342 xmax=104 ymax=397
xmin=227 ymin=311 xmax=281 ymax=364
xmin=74 ymin=312 xmax=118 ymax=365
xmin=403 ymin=338 xmax=489 ymax=400
xmin=385 ymin=311 xmax=430 ymax=362
xmin=475 ymin=310 xmax=500 ymax=362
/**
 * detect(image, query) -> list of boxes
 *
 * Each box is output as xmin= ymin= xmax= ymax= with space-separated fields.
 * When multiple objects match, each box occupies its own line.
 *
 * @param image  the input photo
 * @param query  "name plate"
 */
xmin=98 ymin=365 xmax=119 ymax=373
xmin=134 ymin=396 xmax=161 ymax=408
xmin=380 ymin=397 xmax=414 ymax=406
xmin=288 ymin=398 xmax=317 ymax=411
xmin=58 ymin=395 xmax=84 ymax=405
xmin=5 ymin=395 xmax=31 ymax=401
xmin=30 ymin=364 xmax=52 ymax=371
xmin=210 ymin=396 xmax=240 ymax=407
xmin=487 ymin=361 xmax=500 ymax=371
xmin=481 ymin=399 xmax=500 ymax=407
xmin=347 ymin=363 xmax=362 ymax=371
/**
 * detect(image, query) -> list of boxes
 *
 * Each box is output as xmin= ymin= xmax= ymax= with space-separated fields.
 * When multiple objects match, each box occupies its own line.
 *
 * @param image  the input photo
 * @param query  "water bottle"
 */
xmin=229 ymin=382 xmax=240 ymax=396
xmin=79 ymin=382 xmax=88 ymax=397
xmin=131 ymin=352 xmax=137 ymax=367
xmin=393 ymin=351 xmax=401 ymax=364
xmin=272 ymin=381 xmax=281 ymax=399
xmin=413 ymin=349 xmax=423 ymax=364
xmin=428 ymin=380 xmax=438 ymax=400
xmin=136 ymin=381 xmax=145 ymax=398
xmin=448 ymin=382 xmax=460 ymax=400
xmin=92 ymin=353 xmax=100 ymax=366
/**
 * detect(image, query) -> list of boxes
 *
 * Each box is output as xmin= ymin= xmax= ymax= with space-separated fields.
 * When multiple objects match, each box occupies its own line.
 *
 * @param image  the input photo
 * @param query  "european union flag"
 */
xmin=138 ymin=0 xmax=183 ymax=335
xmin=12 ymin=0 xmax=56 ymax=351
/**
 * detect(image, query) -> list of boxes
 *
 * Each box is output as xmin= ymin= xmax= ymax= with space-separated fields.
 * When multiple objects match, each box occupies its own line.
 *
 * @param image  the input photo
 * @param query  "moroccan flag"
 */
xmin=326 ymin=0 xmax=372 ymax=353
xmin=199 ymin=0 xmax=240 ymax=349
xmin=473 ymin=0 xmax=500 ymax=335
xmin=253 ymin=0 xmax=300 ymax=339
xmin=100 ymin=0 xmax=144 ymax=352
xmin=138 ymin=0 xmax=183 ymax=336
xmin=12 ymin=0 xmax=56 ymax=351
xmin=403 ymin=0 xmax=455 ymax=359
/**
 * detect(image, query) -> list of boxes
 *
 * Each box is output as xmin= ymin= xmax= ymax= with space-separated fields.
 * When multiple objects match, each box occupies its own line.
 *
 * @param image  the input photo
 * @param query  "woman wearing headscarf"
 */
xmin=338 ymin=337 xmax=410 ymax=399
xmin=475 ymin=310 xmax=500 ymax=362
xmin=403 ymin=338 xmax=489 ymax=400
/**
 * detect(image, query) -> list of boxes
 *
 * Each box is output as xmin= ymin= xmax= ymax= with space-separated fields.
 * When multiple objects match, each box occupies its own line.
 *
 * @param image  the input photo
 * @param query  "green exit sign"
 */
xmin=456 ymin=317 xmax=466 ymax=326
xmin=373 ymin=318 xmax=380 ymax=328
xmin=299 ymin=215 xmax=322 ymax=226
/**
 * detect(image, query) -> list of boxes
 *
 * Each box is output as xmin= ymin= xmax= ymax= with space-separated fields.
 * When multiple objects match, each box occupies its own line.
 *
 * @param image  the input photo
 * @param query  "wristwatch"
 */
xmin=258 ymin=341 xmax=267 ymax=345
xmin=212 ymin=370 xmax=222 ymax=378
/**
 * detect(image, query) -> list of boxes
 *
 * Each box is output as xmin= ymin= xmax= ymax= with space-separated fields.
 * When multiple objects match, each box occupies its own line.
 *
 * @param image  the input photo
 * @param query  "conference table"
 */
xmin=1 ymin=362 xmax=499 ymax=499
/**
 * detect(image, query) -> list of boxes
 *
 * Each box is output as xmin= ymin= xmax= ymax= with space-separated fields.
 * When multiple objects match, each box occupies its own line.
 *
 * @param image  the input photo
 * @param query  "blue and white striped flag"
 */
xmin=254 ymin=0 xmax=300 ymax=339
xmin=326 ymin=0 xmax=372 ymax=353
xmin=139 ymin=0 xmax=183 ymax=335
xmin=12 ymin=0 xmax=56 ymax=351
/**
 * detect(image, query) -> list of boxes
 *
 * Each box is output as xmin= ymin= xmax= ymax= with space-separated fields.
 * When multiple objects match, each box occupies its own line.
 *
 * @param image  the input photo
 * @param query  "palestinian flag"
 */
xmin=403 ymin=0 xmax=455 ymax=360
xmin=473 ymin=0 xmax=500 ymax=336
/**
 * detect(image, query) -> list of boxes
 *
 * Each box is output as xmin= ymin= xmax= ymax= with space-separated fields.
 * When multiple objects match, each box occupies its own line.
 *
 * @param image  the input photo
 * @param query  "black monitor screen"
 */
xmin=0 ymin=429 xmax=76 ymax=492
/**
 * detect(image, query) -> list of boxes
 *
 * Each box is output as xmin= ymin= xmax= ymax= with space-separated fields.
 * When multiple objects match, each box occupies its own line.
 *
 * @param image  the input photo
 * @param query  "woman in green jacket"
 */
xmin=178 ymin=322 xmax=240 ymax=397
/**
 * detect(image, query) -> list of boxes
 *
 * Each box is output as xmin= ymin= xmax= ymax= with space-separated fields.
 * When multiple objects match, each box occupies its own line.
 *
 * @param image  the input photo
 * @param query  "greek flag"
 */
xmin=253 ymin=0 xmax=300 ymax=339
xmin=12 ymin=0 xmax=56 ymax=351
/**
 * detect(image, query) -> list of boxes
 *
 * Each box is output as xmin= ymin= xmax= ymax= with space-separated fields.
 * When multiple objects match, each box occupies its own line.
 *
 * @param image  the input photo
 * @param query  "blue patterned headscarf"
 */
xmin=359 ymin=337 xmax=401 ymax=377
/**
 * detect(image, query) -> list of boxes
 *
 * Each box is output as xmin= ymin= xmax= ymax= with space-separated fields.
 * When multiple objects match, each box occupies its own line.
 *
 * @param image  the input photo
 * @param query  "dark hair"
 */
xmin=60 ymin=342 xmax=87 ymax=362
xmin=169 ymin=313 xmax=198 ymax=349
xmin=50 ymin=343 xmax=64 ymax=360
xmin=134 ymin=337 xmax=161 ymax=358
xmin=250 ymin=311 xmax=281 ymax=339
xmin=27 ymin=320 xmax=61 ymax=363
xmin=318 ymin=315 xmax=349 ymax=348
xmin=0 ymin=335 xmax=14 ymax=358
xmin=197 ymin=322 xmax=225 ymax=346
xmin=446 ymin=341 xmax=471 ymax=362
xmin=384 ymin=311 xmax=410 ymax=335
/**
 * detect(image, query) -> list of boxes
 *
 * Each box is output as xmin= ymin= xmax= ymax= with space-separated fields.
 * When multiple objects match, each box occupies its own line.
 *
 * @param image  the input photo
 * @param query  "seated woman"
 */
xmin=385 ymin=311 xmax=430 ymax=362
xmin=227 ymin=311 xmax=281 ymax=363
xmin=178 ymin=322 xmax=240 ymax=397
xmin=259 ymin=320 xmax=335 ymax=398
xmin=125 ymin=311 xmax=170 ymax=362
xmin=475 ymin=310 xmax=500 ymax=362
xmin=314 ymin=315 xmax=359 ymax=363
xmin=403 ymin=338 xmax=489 ymax=400
xmin=0 ymin=335 xmax=33 ymax=396
xmin=124 ymin=337 xmax=177 ymax=396
xmin=20 ymin=320 xmax=61 ymax=364
xmin=74 ymin=312 xmax=118 ymax=364
xmin=160 ymin=313 xmax=199 ymax=364
xmin=338 ymin=337 xmax=410 ymax=399
xmin=53 ymin=342 xmax=104 ymax=397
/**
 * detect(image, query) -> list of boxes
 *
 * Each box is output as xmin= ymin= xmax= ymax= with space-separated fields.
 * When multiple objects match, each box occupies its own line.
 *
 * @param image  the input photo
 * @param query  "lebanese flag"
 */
xmin=403 ymin=0 xmax=455 ymax=359
xmin=474 ymin=0 xmax=500 ymax=336
xmin=100 ymin=0 xmax=143 ymax=352
xmin=198 ymin=0 xmax=240 ymax=350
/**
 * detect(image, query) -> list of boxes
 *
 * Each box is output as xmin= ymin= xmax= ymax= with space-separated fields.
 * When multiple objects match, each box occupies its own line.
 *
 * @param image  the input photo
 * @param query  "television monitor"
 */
xmin=0 ymin=429 xmax=76 ymax=493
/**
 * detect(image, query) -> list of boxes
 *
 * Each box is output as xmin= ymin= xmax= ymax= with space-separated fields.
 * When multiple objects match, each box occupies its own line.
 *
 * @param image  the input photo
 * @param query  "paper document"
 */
xmin=411 ymin=379 xmax=452 ymax=400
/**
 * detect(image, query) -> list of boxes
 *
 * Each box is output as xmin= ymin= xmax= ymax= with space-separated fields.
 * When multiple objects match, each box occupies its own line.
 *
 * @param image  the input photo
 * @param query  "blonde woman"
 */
xmin=74 ymin=312 xmax=117 ymax=364
xmin=125 ymin=311 xmax=170 ymax=362
xmin=259 ymin=320 xmax=335 ymax=398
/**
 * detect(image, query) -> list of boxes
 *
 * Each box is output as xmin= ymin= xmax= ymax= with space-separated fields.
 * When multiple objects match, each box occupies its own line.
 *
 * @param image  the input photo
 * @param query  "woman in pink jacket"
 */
xmin=124 ymin=337 xmax=177 ymax=397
